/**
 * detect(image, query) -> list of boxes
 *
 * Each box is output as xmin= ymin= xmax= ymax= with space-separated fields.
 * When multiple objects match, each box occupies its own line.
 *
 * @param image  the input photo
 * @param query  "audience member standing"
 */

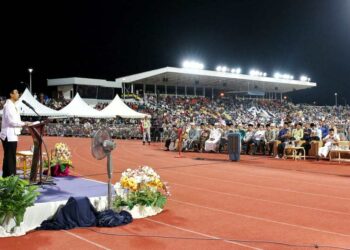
xmin=142 ymin=116 xmax=151 ymax=145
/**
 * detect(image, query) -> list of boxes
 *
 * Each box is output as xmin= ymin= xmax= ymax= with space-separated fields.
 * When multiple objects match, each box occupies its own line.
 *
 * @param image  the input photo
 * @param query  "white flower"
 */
xmin=114 ymin=182 xmax=121 ymax=189
xmin=135 ymin=176 xmax=142 ymax=184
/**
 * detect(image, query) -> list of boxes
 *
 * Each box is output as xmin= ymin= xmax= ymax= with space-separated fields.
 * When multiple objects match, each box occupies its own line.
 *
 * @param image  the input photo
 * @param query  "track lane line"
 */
xmin=170 ymin=182 xmax=350 ymax=216
xmin=145 ymin=218 xmax=263 ymax=250
xmin=161 ymin=168 xmax=350 ymax=201
xmin=169 ymin=198 xmax=350 ymax=238
xmin=63 ymin=230 xmax=111 ymax=250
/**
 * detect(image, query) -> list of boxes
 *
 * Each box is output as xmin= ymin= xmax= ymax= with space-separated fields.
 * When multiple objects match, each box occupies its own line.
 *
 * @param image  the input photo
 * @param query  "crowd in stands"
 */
xmin=136 ymin=95 xmax=350 ymax=159
xmin=2 ymin=92 xmax=350 ymax=159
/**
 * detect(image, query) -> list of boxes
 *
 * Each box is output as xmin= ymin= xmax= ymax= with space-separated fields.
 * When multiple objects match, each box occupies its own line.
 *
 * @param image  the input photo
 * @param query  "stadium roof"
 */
xmin=48 ymin=77 xmax=121 ymax=88
xmin=115 ymin=67 xmax=316 ymax=93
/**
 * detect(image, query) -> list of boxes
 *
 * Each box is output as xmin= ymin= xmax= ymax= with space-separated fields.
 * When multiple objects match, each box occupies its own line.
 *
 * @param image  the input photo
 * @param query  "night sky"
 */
xmin=2 ymin=0 xmax=350 ymax=105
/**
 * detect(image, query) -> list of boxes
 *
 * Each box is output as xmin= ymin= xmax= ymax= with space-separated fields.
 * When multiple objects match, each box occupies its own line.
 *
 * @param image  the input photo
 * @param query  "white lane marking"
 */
xmin=161 ymin=168 xmax=350 ymax=201
xmin=170 ymin=182 xmax=350 ymax=216
xmin=170 ymin=198 xmax=350 ymax=238
xmin=145 ymin=218 xmax=263 ymax=250
xmin=63 ymin=230 xmax=111 ymax=250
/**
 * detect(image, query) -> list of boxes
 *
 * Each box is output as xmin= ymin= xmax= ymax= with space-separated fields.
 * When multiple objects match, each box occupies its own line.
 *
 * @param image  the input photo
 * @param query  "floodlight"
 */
xmin=300 ymin=75 xmax=308 ymax=81
xmin=182 ymin=60 xmax=204 ymax=70
xmin=274 ymin=72 xmax=281 ymax=78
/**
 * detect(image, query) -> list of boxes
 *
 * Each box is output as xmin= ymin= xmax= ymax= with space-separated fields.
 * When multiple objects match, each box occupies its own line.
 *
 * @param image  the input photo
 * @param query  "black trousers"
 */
xmin=1 ymin=138 xmax=17 ymax=178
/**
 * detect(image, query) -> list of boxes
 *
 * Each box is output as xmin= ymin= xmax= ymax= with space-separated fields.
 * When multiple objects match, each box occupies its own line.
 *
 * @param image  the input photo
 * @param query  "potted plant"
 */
xmin=0 ymin=176 xmax=39 ymax=231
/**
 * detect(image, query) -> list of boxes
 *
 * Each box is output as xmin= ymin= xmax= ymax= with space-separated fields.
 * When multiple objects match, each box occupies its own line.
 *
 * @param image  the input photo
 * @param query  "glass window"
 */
xmin=177 ymin=86 xmax=185 ymax=95
xmin=97 ymin=87 xmax=114 ymax=100
xmin=205 ymin=88 xmax=212 ymax=98
xmin=167 ymin=86 xmax=175 ymax=94
xmin=77 ymin=85 xmax=97 ymax=98
xmin=146 ymin=84 xmax=155 ymax=94
xmin=156 ymin=85 xmax=165 ymax=94
xmin=186 ymin=86 xmax=194 ymax=96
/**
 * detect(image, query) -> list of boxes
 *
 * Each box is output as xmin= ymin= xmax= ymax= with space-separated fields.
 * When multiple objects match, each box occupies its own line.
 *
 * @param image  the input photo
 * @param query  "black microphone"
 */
xmin=22 ymin=100 xmax=35 ymax=110
xmin=22 ymin=100 xmax=41 ymax=118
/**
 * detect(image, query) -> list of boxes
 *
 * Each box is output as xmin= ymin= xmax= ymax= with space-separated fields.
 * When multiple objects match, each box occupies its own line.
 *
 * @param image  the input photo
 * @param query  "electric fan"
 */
xmin=91 ymin=128 xmax=116 ymax=208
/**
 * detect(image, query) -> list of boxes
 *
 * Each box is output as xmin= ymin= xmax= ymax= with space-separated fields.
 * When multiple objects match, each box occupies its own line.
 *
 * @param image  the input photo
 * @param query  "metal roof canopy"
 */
xmin=115 ymin=67 xmax=316 ymax=93
xmin=48 ymin=77 xmax=121 ymax=88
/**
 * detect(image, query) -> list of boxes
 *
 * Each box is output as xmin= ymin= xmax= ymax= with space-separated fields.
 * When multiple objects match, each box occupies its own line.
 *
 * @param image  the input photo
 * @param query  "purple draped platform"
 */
xmin=36 ymin=176 xmax=111 ymax=203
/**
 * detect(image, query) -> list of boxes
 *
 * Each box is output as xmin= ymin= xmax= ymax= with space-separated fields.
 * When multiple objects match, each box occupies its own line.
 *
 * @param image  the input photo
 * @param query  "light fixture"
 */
xmin=182 ymin=60 xmax=204 ymax=70
xmin=274 ymin=72 xmax=281 ymax=78
xmin=249 ymin=69 xmax=264 ymax=77
xmin=300 ymin=75 xmax=311 ymax=82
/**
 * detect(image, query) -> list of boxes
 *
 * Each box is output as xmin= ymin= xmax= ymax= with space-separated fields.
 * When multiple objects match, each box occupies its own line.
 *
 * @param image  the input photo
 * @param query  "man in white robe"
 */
xmin=205 ymin=123 xmax=222 ymax=152
xmin=318 ymin=128 xmax=339 ymax=158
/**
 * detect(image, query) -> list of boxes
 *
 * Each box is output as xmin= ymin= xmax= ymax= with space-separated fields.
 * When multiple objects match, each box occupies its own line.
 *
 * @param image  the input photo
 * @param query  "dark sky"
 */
xmin=2 ymin=0 xmax=350 ymax=105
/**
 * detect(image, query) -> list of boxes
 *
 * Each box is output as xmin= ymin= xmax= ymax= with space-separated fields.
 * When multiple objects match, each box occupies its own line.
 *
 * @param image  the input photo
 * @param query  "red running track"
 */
xmin=1 ymin=136 xmax=350 ymax=250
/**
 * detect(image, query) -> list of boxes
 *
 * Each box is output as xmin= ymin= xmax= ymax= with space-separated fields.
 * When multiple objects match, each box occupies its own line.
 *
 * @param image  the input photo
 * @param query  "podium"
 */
xmin=28 ymin=121 xmax=54 ymax=185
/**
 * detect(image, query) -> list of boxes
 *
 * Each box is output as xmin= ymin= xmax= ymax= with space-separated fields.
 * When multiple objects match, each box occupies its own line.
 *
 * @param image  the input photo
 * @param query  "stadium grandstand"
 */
xmin=47 ymin=66 xmax=316 ymax=104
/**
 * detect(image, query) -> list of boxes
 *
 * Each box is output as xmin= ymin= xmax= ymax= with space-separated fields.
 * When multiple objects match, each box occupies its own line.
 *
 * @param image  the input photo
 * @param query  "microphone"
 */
xmin=22 ymin=100 xmax=41 ymax=117
xmin=22 ymin=100 xmax=35 ymax=110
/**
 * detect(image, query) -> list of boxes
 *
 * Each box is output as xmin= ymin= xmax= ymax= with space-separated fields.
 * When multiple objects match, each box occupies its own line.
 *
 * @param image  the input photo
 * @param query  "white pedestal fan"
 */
xmin=91 ymin=129 xmax=116 ymax=209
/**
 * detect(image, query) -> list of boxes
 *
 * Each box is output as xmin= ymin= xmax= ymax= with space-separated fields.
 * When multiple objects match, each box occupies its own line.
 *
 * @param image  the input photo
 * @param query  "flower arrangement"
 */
xmin=45 ymin=143 xmax=73 ymax=177
xmin=113 ymin=166 xmax=170 ymax=214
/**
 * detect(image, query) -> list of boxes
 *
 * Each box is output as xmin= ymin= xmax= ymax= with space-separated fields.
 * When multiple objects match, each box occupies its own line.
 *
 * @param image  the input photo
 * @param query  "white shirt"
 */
xmin=0 ymin=100 xmax=25 ymax=142
xmin=253 ymin=130 xmax=265 ymax=141
xmin=142 ymin=119 xmax=151 ymax=129
xmin=323 ymin=134 xmax=340 ymax=145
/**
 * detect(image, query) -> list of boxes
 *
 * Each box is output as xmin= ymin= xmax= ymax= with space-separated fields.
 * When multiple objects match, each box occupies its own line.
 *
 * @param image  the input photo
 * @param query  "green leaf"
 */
xmin=0 ymin=176 xmax=40 ymax=228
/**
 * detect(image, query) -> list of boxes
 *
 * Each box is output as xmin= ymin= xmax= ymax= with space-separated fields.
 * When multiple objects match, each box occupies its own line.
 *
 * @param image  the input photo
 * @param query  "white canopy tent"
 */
xmin=0 ymin=88 xmax=62 ymax=117
xmin=56 ymin=93 xmax=114 ymax=118
xmin=100 ymin=95 xmax=150 ymax=118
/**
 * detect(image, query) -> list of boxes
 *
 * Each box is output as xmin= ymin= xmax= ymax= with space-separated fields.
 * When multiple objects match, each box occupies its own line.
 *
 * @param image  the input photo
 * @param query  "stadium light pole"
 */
xmin=334 ymin=92 xmax=338 ymax=106
xmin=342 ymin=97 xmax=347 ymax=106
xmin=28 ymin=68 xmax=33 ymax=93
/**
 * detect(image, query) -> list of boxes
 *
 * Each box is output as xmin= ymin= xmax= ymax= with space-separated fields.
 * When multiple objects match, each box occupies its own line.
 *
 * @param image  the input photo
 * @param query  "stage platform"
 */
xmin=36 ymin=176 xmax=109 ymax=203
xmin=0 ymin=176 xmax=110 ymax=237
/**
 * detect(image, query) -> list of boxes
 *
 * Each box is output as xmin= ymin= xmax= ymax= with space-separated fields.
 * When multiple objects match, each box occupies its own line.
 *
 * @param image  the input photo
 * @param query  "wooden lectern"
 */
xmin=28 ymin=121 xmax=53 ymax=184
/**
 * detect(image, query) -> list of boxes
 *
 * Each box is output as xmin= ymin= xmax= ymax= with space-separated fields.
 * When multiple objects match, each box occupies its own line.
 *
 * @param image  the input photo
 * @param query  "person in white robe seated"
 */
xmin=318 ymin=128 xmax=339 ymax=158
xmin=204 ymin=123 xmax=222 ymax=152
